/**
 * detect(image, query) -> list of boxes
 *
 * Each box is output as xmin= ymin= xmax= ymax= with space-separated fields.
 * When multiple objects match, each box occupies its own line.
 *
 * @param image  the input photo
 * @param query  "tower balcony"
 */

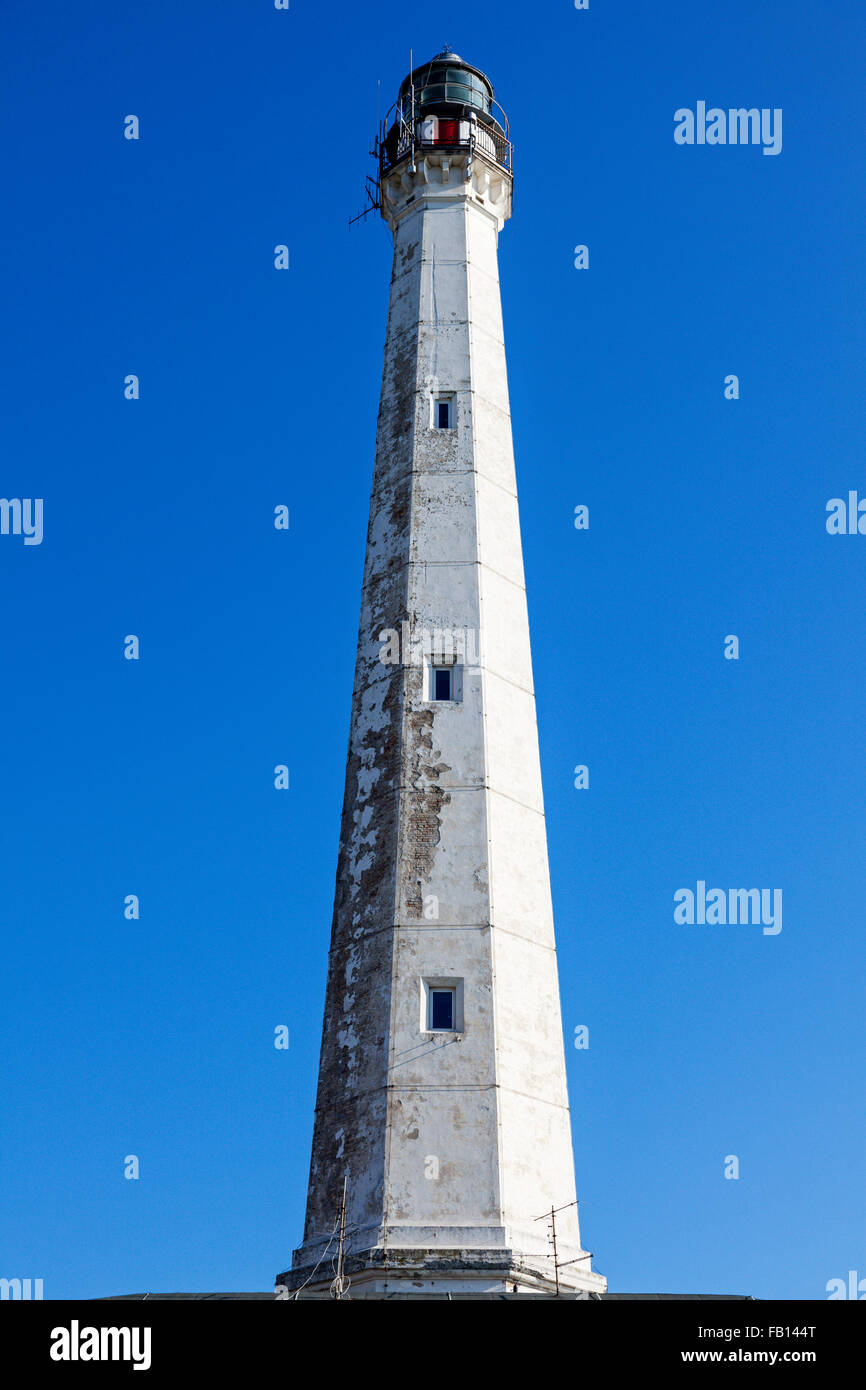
xmin=381 ymin=110 xmax=512 ymax=179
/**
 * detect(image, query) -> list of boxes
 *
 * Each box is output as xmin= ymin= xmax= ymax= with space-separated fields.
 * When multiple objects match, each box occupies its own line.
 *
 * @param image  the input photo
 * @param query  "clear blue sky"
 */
xmin=1 ymin=0 xmax=864 ymax=1300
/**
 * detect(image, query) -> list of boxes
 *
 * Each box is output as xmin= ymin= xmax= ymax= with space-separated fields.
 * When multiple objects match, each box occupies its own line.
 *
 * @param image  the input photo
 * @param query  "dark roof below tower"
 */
xmin=96 ymin=1290 xmax=755 ymax=1301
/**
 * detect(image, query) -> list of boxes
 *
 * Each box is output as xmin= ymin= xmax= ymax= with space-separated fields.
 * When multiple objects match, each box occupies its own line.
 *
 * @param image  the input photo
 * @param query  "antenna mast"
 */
xmin=409 ymin=48 xmax=416 ymax=173
xmin=534 ymin=1200 xmax=595 ymax=1296
xmin=331 ymin=1177 xmax=350 ymax=1299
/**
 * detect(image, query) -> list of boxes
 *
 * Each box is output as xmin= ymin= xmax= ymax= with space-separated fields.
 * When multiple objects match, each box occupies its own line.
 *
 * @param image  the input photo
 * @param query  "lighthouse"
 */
xmin=281 ymin=48 xmax=606 ymax=1298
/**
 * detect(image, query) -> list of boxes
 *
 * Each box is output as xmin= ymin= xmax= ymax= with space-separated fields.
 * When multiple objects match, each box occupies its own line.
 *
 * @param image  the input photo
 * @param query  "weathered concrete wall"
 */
xmin=296 ymin=208 xmax=419 ymax=1256
xmin=287 ymin=146 xmax=604 ymax=1296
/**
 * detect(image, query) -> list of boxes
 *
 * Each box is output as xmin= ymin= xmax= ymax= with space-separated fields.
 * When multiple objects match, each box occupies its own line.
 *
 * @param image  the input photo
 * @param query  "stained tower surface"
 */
xmin=280 ymin=48 xmax=606 ymax=1298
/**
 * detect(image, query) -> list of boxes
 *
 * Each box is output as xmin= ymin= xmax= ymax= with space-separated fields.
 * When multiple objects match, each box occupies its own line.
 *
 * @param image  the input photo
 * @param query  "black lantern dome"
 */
xmin=398 ymin=47 xmax=497 ymax=124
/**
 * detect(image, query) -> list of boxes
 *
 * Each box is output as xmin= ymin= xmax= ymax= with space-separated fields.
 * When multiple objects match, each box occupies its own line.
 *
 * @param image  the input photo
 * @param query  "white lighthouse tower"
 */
xmin=282 ymin=48 xmax=605 ymax=1298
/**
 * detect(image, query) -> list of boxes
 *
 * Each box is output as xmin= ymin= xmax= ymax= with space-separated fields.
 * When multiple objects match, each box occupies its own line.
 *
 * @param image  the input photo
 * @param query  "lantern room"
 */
xmin=380 ymin=46 xmax=512 ymax=176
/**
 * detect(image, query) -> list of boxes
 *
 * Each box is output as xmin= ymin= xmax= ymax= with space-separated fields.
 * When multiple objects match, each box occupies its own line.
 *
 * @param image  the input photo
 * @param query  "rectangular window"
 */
xmin=432 ymin=666 xmax=452 ymax=701
xmin=427 ymin=656 xmax=461 ymax=703
xmin=429 ymin=987 xmax=456 ymax=1031
xmin=421 ymin=977 xmax=464 ymax=1034
xmin=434 ymin=398 xmax=453 ymax=429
